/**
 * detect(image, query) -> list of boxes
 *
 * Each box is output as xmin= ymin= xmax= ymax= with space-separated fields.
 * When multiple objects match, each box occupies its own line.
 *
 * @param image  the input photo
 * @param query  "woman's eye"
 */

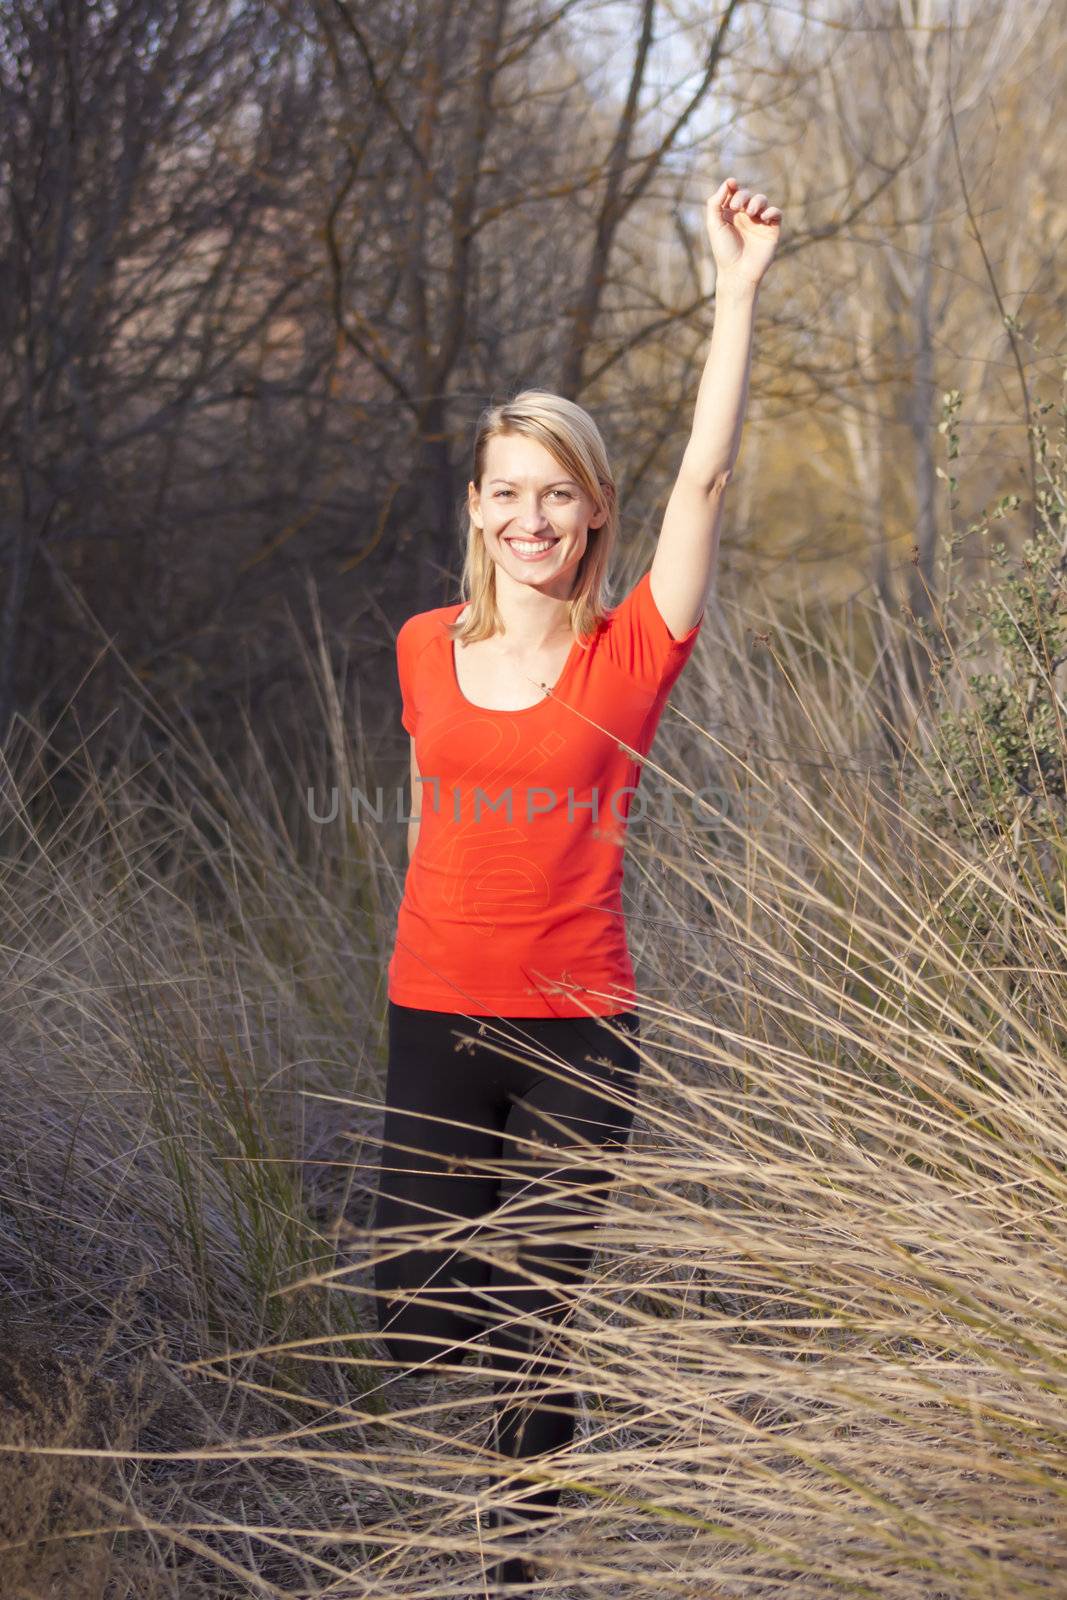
xmin=493 ymin=490 xmax=572 ymax=500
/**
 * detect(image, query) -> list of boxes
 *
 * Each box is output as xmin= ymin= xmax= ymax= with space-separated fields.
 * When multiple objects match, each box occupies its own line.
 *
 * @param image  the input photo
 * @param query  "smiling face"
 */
xmin=468 ymin=433 xmax=607 ymax=601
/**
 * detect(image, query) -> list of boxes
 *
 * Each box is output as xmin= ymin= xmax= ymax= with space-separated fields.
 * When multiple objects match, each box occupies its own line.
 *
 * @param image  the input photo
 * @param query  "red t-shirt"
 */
xmin=387 ymin=569 xmax=703 ymax=1017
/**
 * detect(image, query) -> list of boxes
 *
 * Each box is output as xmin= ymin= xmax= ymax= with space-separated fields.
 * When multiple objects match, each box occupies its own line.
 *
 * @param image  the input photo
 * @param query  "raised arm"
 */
xmin=649 ymin=177 xmax=782 ymax=640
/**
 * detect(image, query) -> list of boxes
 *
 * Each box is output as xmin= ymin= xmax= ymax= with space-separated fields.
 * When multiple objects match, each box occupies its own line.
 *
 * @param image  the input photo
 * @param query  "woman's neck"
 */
xmin=490 ymin=574 xmax=576 ymax=651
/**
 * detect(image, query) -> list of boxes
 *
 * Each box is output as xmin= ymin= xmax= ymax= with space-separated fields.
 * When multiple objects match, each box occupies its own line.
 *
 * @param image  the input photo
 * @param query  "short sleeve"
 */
xmin=603 ymin=569 xmax=704 ymax=694
xmin=396 ymin=617 xmax=419 ymax=736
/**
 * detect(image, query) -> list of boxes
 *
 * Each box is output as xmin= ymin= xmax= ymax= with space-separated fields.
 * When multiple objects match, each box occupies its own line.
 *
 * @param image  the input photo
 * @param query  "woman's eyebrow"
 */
xmin=488 ymin=477 xmax=579 ymax=488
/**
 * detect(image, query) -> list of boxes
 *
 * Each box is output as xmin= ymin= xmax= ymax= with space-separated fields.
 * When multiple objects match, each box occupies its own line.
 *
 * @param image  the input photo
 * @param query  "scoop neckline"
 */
xmin=448 ymin=602 xmax=583 ymax=714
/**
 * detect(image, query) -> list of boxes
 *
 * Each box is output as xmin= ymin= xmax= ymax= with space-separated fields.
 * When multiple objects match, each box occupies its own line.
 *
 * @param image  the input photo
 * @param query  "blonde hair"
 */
xmin=446 ymin=389 xmax=620 ymax=647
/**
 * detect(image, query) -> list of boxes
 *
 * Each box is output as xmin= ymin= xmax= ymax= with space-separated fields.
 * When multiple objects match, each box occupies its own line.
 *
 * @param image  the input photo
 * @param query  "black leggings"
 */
xmin=372 ymin=1001 xmax=641 ymax=1524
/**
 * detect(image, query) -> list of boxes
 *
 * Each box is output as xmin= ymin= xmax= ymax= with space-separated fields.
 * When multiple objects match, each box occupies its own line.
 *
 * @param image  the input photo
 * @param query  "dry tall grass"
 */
xmin=0 ymin=395 xmax=1064 ymax=1597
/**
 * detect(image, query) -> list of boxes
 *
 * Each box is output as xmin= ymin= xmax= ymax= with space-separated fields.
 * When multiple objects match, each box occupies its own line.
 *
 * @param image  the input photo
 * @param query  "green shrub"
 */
xmin=905 ymin=381 xmax=1066 ymax=911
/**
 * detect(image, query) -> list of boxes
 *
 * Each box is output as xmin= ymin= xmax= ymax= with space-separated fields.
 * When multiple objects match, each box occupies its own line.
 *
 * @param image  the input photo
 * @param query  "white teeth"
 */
xmin=509 ymin=538 xmax=556 ymax=553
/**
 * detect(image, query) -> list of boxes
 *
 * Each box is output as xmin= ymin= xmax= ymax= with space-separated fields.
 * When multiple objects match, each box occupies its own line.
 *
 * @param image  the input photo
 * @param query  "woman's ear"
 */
xmin=590 ymin=482 xmax=612 ymax=528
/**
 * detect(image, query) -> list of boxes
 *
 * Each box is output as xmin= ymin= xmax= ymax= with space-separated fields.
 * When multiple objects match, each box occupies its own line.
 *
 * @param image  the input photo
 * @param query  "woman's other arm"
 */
xmin=407 ymin=736 xmax=421 ymax=862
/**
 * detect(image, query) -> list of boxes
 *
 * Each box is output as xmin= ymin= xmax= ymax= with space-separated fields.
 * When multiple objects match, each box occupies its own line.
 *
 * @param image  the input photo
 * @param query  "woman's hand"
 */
xmin=705 ymin=177 xmax=782 ymax=292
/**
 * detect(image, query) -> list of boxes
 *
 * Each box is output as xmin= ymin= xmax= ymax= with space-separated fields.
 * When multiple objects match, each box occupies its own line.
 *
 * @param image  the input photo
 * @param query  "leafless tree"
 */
xmin=3 ymin=0 xmax=1058 ymax=759
xmin=0 ymin=0 xmax=337 ymax=744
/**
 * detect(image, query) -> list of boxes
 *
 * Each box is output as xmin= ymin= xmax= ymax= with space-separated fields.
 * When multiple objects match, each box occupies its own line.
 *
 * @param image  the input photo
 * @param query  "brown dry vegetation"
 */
xmin=1 ymin=391 xmax=1065 ymax=1594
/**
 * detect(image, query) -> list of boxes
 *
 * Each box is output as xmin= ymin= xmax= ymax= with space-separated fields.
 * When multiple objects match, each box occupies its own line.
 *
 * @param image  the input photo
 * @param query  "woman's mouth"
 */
xmin=504 ymin=536 xmax=560 ymax=561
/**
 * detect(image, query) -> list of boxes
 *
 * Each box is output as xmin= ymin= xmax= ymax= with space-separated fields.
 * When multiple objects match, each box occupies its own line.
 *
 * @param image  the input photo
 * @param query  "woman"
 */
xmin=372 ymin=177 xmax=781 ymax=1590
